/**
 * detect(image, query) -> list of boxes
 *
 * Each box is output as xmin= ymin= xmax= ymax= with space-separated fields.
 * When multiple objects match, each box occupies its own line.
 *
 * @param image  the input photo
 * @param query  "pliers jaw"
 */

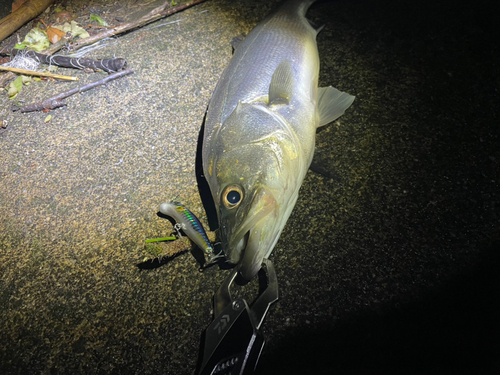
xmin=196 ymin=259 xmax=279 ymax=375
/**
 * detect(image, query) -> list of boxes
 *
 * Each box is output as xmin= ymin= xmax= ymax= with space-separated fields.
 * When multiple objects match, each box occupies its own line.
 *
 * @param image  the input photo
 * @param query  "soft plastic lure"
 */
xmin=159 ymin=201 xmax=220 ymax=263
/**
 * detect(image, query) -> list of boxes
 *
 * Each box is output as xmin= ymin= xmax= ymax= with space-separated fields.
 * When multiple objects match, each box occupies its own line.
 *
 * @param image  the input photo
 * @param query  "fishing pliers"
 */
xmin=196 ymin=259 xmax=279 ymax=375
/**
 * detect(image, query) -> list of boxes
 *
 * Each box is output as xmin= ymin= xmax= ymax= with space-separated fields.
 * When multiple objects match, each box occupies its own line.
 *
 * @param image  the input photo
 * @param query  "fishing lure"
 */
xmin=159 ymin=201 xmax=221 ymax=263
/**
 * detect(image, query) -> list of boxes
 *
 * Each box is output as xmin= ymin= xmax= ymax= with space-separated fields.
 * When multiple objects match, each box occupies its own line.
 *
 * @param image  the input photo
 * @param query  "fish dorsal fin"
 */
xmin=269 ymin=60 xmax=294 ymax=106
xmin=317 ymin=86 xmax=355 ymax=127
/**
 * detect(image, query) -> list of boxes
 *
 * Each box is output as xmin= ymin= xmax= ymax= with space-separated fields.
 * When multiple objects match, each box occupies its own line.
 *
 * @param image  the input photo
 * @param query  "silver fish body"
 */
xmin=202 ymin=0 xmax=354 ymax=281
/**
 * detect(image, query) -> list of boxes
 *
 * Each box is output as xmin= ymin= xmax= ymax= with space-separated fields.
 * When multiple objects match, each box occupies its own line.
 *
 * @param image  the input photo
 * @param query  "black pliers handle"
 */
xmin=196 ymin=259 xmax=279 ymax=375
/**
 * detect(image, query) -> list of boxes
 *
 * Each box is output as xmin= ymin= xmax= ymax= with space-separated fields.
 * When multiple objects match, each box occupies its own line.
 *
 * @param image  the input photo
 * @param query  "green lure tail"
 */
xmin=145 ymin=236 xmax=177 ymax=243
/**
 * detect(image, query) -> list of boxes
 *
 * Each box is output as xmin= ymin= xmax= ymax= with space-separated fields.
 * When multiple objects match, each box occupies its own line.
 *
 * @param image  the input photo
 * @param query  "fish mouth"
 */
xmin=237 ymin=220 xmax=269 ymax=281
xmin=227 ymin=186 xmax=277 ymax=281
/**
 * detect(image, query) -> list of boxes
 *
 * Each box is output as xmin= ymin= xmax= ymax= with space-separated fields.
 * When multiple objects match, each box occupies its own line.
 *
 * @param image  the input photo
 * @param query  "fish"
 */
xmin=202 ymin=0 xmax=355 ymax=281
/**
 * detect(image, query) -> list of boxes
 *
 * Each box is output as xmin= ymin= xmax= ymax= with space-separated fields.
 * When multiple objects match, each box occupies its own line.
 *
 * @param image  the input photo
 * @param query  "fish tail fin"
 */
xmin=317 ymin=86 xmax=355 ymax=127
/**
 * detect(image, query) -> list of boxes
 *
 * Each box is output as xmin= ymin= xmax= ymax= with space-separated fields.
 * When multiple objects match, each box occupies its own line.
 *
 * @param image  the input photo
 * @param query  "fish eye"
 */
xmin=222 ymin=184 xmax=243 ymax=209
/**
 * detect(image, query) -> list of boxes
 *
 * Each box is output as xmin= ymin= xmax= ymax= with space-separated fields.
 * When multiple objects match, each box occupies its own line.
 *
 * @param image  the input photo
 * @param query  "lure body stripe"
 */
xmin=159 ymin=202 xmax=213 ymax=255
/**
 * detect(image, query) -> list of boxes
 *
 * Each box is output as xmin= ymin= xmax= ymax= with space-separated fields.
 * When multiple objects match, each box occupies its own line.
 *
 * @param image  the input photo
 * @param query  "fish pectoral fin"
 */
xmin=231 ymin=34 xmax=246 ymax=53
xmin=268 ymin=60 xmax=294 ymax=106
xmin=317 ymin=86 xmax=355 ymax=127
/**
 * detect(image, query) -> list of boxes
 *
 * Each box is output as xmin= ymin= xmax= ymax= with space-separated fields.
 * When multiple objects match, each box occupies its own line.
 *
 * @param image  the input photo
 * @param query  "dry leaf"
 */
xmin=47 ymin=27 xmax=66 ymax=44
xmin=12 ymin=0 xmax=26 ymax=13
xmin=55 ymin=11 xmax=73 ymax=23
xmin=52 ymin=21 xmax=90 ymax=39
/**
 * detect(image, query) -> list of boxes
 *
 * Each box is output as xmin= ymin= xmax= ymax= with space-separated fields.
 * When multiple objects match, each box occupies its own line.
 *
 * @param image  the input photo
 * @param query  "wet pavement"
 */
xmin=0 ymin=0 xmax=498 ymax=374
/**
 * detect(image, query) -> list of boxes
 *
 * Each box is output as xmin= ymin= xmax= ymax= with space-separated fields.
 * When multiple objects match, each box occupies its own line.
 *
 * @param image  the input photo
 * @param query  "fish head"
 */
xmin=206 ymin=101 xmax=302 ymax=281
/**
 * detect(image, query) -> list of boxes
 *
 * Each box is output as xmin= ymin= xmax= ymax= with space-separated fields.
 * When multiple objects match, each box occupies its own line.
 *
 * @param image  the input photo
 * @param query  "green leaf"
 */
xmin=8 ymin=76 xmax=23 ymax=99
xmin=52 ymin=21 xmax=90 ymax=39
xmin=44 ymin=115 xmax=52 ymax=123
xmin=12 ymin=76 xmax=23 ymax=90
xmin=22 ymin=27 xmax=50 ymax=52
xmin=90 ymin=14 xmax=109 ymax=27
xmin=171 ymin=1 xmax=177 ymax=5
xmin=14 ymin=43 xmax=26 ymax=50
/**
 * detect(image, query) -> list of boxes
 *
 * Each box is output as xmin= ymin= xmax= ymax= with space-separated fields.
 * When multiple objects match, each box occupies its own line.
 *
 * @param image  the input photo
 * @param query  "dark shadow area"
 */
xmin=0 ymin=1 xmax=13 ymax=20
xmin=135 ymin=249 xmax=190 ymax=270
xmin=196 ymin=110 xmax=219 ymax=232
xmin=309 ymin=152 xmax=342 ymax=181
xmin=156 ymin=209 xmax=176 ymax=226
xmin=258 ymin=235 xmax=500 ymax=375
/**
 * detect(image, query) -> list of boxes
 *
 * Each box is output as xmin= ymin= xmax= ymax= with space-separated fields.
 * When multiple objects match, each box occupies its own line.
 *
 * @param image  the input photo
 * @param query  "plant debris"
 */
xmin=13 ymin=68 xmax=134 ymax=113
xmin=15 ymin=27 xmax=49 ymax=51
xmin=90 ymin=14 xmax=109 ymax=27
xmin=51 ymin=20 xmax=90 ymax=40
xmin=11 ymin=49 xmax=127 ymax=73
xmin=69 ymin=0 xmax=209 ymax=51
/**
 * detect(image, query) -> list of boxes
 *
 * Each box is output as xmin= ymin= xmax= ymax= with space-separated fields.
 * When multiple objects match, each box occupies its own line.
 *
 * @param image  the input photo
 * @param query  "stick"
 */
xmin=0 ymin=66 xmax=78 ymax=80
xmin=70 ymin=0 xmax=209 ymax=51
xmin=11 ymin=49 xmax=127 ymax=73
xmin=14 ymin=69 xmax=134 ymax=113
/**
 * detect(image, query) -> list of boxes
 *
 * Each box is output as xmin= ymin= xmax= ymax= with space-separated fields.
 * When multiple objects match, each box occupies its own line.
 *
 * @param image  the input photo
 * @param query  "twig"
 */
xmin=14 ymin=69 xmax=134 ymax=113
xmin=11 ymin=49 xmax=127 ymax=73
xmin=0 ymin=66 xmax=78 ymax=80
xmin=70 ymin=0 xmax=209 ymax=51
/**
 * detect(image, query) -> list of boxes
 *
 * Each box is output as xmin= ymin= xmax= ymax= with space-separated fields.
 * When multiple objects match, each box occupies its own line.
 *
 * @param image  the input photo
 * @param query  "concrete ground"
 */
xmin=0 ymin=0 xmax=498 ymax=374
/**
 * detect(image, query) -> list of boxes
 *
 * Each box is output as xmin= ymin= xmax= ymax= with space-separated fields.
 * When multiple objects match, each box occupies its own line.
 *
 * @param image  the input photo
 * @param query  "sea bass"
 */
xmin=202 ymin=0 xmax=355 ymax=281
